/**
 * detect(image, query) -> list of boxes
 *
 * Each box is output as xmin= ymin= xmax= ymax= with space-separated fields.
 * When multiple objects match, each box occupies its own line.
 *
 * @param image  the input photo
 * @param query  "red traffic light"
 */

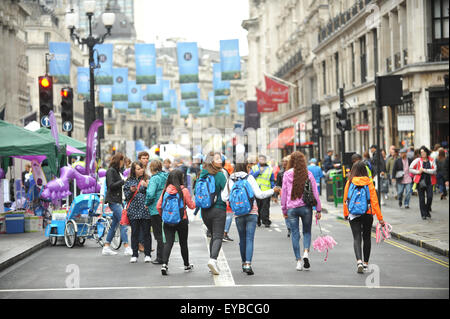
xmin=39 ymin=76 xmax=51 ymax=88
xmin=61 ymin=89 xmax=68 ymax=98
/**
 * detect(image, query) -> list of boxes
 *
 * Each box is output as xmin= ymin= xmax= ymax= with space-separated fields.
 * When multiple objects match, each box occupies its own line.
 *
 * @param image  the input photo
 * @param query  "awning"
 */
xmin=267 ymin=127 xmax=294 ymax=149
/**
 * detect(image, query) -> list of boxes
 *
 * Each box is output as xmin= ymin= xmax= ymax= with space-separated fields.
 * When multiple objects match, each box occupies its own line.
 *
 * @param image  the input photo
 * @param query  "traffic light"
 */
xmin=336 ymin=108 xmax=351 ymax=131
xmin=38 ymin=75 xmax=53 ymax=126
xmin=312 ymin=104 xmax=322 ymax=141
xmin=155 ymin=146 xmax=160 ymax=157
xmin=60 ymin=87 xmax=73 ymax=132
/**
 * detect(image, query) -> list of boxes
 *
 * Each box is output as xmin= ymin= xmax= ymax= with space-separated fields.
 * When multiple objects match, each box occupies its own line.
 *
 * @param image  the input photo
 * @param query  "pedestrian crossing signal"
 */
xmin=61 ymin=87 xmax=73 ymax=132
xmin=38 ymin=75 xmax=53 ymax=126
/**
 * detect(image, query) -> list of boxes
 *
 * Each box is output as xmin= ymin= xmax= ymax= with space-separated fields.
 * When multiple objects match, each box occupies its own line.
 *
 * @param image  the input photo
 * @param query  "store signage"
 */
xmin=397 ymin=115 xmax=415 ymax=131
xmin=356 ymin=124 xmax=370 ymax=131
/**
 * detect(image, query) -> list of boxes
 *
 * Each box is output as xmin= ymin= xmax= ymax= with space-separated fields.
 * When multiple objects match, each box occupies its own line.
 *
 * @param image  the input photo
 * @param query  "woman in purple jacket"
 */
xmin=281 ymin=151 xmax=322 ymax=271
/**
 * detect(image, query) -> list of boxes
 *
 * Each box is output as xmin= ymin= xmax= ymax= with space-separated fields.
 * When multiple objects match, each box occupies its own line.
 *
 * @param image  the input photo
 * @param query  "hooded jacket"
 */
xmin=198 ymin=168 xmax=227 ymax=211
xmin=343 ymin=176 xmax=383 ymax=221
xmin=221 ymin=171 xmax=274 ymax=203
xmin=145 ymin=171 xmax=169 ymax=216
xmin=281 ymin=169 xmax=322 ymax=216
xmin=156 ymin=185 xmax=196 ymax=221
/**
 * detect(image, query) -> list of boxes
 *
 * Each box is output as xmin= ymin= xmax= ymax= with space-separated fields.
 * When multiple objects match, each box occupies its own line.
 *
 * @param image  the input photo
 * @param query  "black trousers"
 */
xmin=418 ymin=184 xmax=433 ymax=218
xmin=162 ymin=219 xmax=190 ymax=266
xmin=150 ymin=214 xmax=164 ymax=262
xmin=201 ymin=207 xmax=226 ymax=260
xmin=130 ymin=218 xmax=152 ymax=258
xmin=349 ymin=214 xmax=373 ymax=263
xmin=256 ymin=197 xmax=271 ymax=226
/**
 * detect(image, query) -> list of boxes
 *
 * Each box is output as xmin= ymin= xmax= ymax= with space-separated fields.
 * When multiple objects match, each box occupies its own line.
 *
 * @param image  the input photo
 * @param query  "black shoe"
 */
xmin=223 ymin=234 xmax=233 ymax=242
xmin=399 ymin=201 xmax=402 ymax=208
xmin=422 ymin=216 xmax=427 ymax=220
xmin=151 ymin=259 xmax=164 ymax=265
xmin=161 ymin=264 xmax=168 ymax=276
xmin=243 ymin=264 xmax=254 ymax=275
xmin=264 ymin=224 xmax=271 ymax=228
xmin=257 ymin=221 xmax=261 ymax=227
xmin=206 ymin=230 xmax=212 ymax=238
xmin=303 ymin=258 xmax=310 ymax=270
xmin=404 ymin=205 xmax=410 ymax=209
xmin=287 ymin=229 xmax=291 ymax=238
xmin=184 ymin=264 xmax=194 ymax=272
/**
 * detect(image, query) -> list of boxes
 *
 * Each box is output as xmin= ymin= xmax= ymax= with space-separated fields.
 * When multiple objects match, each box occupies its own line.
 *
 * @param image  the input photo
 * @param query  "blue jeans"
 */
xmin=224 ymin=213 xmax=233 ymax=233
xmin=235 ymin=214 xmax=258 ymax=263
xmin=287 ymin=206 xmax=313 ymax=260
xmin=106 ymin=202 xmax=129 ymax=244
xmin=397 ymin=182 xmax=412 ymax=206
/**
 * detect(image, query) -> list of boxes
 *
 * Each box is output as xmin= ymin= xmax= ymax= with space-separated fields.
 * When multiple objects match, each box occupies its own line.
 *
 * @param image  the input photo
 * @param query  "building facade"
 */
xmin=244 ymin=0 xmax=449 ymax=162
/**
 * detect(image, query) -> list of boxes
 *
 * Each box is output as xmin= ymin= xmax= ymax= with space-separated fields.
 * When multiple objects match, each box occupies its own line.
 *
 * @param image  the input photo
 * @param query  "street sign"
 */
xmin=356 ymin=124 xmax=370 ymax=131
xmin=41 ymin=115 xmax=50 ymax=128
xmin=63 ymin=121 xmax=73 ymax=132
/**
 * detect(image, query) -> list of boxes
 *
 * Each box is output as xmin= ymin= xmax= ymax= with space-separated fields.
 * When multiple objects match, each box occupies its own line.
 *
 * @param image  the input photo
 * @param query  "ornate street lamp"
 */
xmin=65 ymin=0 xmax=115 ymax=131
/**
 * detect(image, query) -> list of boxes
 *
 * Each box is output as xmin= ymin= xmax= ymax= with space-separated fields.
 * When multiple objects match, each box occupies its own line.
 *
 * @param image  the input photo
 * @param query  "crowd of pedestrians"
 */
xmin=99 ymin=142 xmax=448 ymax=276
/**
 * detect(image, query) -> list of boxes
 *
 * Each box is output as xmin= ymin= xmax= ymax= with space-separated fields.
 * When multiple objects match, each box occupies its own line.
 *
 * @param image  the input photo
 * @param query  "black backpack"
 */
xmin=302 ymin=178 xmax=317 ymax=207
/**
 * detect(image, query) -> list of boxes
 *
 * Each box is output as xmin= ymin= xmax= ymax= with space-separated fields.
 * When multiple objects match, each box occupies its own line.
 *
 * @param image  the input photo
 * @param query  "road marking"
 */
xmin=0 ymin=283 xmax=447 ymax=294
xmin=335 ymin=219 xmax=449 ymax=268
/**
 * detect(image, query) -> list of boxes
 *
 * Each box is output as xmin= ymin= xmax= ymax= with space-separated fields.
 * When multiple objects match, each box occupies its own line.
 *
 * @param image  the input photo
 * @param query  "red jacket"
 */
xmin=156 ymin=185 xmax=195 ymax=220
xmin=409 ymin=157 xmax=437 ymax=185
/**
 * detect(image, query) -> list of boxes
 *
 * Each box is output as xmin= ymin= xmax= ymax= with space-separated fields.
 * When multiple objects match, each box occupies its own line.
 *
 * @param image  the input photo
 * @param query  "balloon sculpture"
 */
xmin=0 ymin=168 xmax=5 ymax=179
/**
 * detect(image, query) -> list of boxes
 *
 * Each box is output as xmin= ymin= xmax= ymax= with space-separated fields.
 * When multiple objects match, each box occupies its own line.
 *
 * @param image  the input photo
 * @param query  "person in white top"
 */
xmin=221 ymin=161 xmax=280 ymax=275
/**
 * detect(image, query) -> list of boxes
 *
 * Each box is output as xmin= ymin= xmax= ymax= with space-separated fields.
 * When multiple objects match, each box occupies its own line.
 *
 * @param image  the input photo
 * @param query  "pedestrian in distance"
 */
xmin=162 ymin=158 xmax=172 ymax=173
xmin=250 ymin=154 xmax=276 ymax=227
xmin=145 ymin=159 xmax=169 ymax=264
xmin=123 ymin=162 xmax=150 ymax=263
xmin=156 ymin=169 xmax=195 ymax=275
xmin=307 ymin=158 xmax=324 ymax=194
xmin=103 ymin=153 xmax=132 ymax=256
xmin=392 ymin=148 xmax=413 ymax=208
xmin=436 ymin=148 xmax=448 ymax=200
xmin=343 ymin=161 xmax=385 ymax=274
xmin=281 ymin=151 xmax=322 ymax=271
xmin=277 ymin=156 xmax=291 ymax=237
xmin=196 ymin=152 xmax=228 ymax=275
xmin=221 ymin=160 xmax=280 ymax=275
xmin=222 ymin=156 xmax=235 ymax=242
xmin=137 ymin=151 xmax=150 ymax=252
xmin=386 ymin=147 xmax=399 ymax=200
xmin=322 ymin=150 xmax=334 ymax=173
xmin=409 ymin=146 xmax=437 ymax=220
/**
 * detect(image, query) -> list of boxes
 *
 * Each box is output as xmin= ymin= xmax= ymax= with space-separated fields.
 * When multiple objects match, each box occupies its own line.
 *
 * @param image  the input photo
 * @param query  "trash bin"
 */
xmin=332 ymin=173 xmax=345 ymax=208
xmin=326 ymin=177 xmax=334 ymax=202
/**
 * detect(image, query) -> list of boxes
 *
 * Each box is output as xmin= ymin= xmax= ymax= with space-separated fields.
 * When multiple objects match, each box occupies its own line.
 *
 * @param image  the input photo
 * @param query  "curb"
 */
xmin=0 ymin=239 xmax=49 ymax=273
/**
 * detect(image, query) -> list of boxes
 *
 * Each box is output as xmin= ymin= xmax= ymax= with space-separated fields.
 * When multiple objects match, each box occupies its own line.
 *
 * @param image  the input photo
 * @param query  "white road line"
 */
xmin=0 ymin=284 xmax=447 ymax=293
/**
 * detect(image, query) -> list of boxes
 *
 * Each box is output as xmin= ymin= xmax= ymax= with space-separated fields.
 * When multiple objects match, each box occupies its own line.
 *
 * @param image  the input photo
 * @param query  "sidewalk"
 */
xmin=319 ymin=190 xmax=449 ymax=257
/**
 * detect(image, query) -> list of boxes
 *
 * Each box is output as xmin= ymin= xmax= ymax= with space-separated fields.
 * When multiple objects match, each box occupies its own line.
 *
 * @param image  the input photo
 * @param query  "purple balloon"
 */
xmin=98 ymin=169 xmax=107 ymax=178
xmin=75 ymin=165 xmax=87 ymax=175
xmin=0 ymin=168 xmax=4 ymax=179
xmin=123 ymin=168 xmax=130 ymax=178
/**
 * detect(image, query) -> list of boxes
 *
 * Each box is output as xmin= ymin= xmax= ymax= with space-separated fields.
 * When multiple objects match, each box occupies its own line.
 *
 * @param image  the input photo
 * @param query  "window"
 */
xmin=322 ymin=60 xmax=327 ymax=95
xmin=373 ymin=29 xmax=378 ymax=75
xmin=432 ymin=0 xmax=450 ymax=40
xmin=335 ymin=52 xmax=339 ymax=92
xmin=351 ymin=43 xmax=355 ymax=86
xmin=360 ymin=35 xmax=367 ymax=83
xmin=44 ymin=32 xmax=51 ymax=45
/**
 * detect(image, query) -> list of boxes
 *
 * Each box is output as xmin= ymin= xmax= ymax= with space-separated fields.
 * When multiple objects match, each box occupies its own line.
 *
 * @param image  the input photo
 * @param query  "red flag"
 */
xmin=265 ymin=75 xmax=289 ymax=103
xmin=256 ymin=88 xmax=278 ymax=112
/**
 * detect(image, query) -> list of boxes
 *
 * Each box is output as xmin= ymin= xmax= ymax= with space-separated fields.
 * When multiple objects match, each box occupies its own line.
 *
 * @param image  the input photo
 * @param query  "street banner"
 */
xmin=135 ymin=43 xmax=157 ymax=84
xmin=169 ymin=89 xmax=178 ymax=114
xmin=141 ymin=100 xmax=156 ymax=116
xmin=157 ymin=80 xmax=171 ymax=108
xmin=177 ymin=42 xmax=199 ymax=83
xmin=94 ymin=43 xmax=113 ymax=85
xmin=213 ymin=63 xmax=231 ymax=96
xmin=181 ymin=83 xmax=198 ymax=100
xmin=99 ymin=86 xmax=112 ymax=108
xmin=49 ymin=42 xmax=71 ymax=84
xmin=256 ymin=88 xmax=278 ymax=112
xmin=114 ymin=101 xmax=128 ymax=113
xmin=128 ymin=80 xmax=141 ymax=109
xmin=85 ymin=119 xmax=103 ymax=177
xmin=264 ymin=75 xmax=289 ymax=103
xmin=179 ymin=100 xmax=189 ymax=118
xmin=208 ymin=91 xmax=215 ymax=112
xmin=112 ymin=68 xmax=128 ymax=101
xmin=186 ymin=100 xmax=199 ymax=107
xmin=220 ymin=39 xmax=241 ymax=80
xmin=198 ymin=99 xmax=210 ymax=118
xmin=244 ymin=101 xmax=260 ymax=130
xmin=145 ymin=67 xmax=163 ymax=101
xmin=237 ymin=100 xmax=245 ymax=115
xmin=215 ymin=97 xmax=228 ymax=107
xmin=76 ymin=67 xmax=90 ymax=100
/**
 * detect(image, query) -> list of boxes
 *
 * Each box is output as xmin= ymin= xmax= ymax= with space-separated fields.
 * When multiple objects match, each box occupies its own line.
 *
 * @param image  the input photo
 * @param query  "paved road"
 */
xmin=0 ymin=203 xmax=447 ymax=301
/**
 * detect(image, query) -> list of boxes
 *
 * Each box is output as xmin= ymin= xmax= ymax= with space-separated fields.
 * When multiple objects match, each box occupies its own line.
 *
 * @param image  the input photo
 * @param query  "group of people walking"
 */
xmin=99 ymin=144 xmax=401 ymax=276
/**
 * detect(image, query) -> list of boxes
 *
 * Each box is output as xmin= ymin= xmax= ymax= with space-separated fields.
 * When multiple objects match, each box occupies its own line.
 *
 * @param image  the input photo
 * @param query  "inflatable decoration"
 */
xmin=0 ymin=168 xmax=4 ymax=179
xmin=123 ymin=168 xmax=130 ymax=178
xmin=98 ymin=169 xmax=107 ymax=178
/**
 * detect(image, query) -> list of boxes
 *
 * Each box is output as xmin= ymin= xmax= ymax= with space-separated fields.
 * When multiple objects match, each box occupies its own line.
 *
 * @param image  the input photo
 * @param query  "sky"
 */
xmin=134 ymin=0 xmax=249 ymax=56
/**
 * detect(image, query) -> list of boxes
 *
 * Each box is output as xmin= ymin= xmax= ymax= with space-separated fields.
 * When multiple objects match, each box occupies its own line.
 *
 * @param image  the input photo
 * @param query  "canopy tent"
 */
xmin=0 ymin=120 xmax=60 ymax=174
xmin=34 ymin=127 xmax=86 ymax=155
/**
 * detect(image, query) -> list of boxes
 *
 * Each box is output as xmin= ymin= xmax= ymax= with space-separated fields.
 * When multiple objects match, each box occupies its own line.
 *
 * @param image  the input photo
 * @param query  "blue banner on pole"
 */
xmin=76 ymin=67 xmax=90 ymax=100
xmin=135 ymin=43 xmax=157 ymax=84
xmin=180 ymin=83 xmax=198 ymax=100
xmin=112 ymin=68 xmax=128 ymax=101
xmin=94 ymin=43 xmax=113 ymax=84
xmin=99 ymin=86 xmax=112 ymax=108
xmin=213 ymin=63 xmax=231 ymax=96
xmin=177 ymin=42 xmax=199 ymax=83
xmin=220 ymin=39 xmax=241 ymax=80
xmin=114 ymin=101 xmax=128 ymax=113
xmin=237 ymin=100 xmax=245 ymax=116
xmin=128 ymin=80 xmax=141 ymax=108
xmin=145 ymin=67 xmax=163 ymax=101
xmin=49 ymin=42 xmax=71 ymax=84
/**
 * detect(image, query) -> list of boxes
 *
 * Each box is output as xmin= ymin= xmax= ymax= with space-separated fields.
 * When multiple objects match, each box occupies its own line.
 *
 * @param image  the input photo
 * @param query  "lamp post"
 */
xmin=65 ymin=1 xmax=115 ymax=160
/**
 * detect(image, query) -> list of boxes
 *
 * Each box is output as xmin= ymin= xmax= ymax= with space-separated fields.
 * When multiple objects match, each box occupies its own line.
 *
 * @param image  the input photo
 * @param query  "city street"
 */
xmin=0 ymin=201 xmax=447 ymax=300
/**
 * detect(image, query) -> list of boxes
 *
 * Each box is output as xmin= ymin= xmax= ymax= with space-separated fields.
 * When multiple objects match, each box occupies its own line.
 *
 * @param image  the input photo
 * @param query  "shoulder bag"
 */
xmin=120 ymin=180 xmax=142 ymax=226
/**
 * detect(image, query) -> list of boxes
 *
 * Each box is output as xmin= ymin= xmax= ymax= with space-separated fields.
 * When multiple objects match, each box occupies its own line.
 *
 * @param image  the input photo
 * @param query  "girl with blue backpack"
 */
xmin=221 ymin=160 xmax=280 ymax=275
xmin=156 ymin=169 xmax=195 ymax=275
xmin=343 ymin=161 xmax=385 ymax=274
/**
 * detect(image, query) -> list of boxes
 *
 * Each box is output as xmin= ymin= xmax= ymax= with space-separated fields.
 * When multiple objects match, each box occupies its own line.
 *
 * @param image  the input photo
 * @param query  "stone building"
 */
xmin=244 ymin=0 xmax=449 ymax=162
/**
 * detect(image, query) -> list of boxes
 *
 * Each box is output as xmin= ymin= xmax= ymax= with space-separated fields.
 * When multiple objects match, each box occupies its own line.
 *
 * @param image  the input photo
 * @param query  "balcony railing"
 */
xmin=275 ymin=48 xmax=302 ymax=78
xmin=428 ymin=42 xmax=449 ymax=62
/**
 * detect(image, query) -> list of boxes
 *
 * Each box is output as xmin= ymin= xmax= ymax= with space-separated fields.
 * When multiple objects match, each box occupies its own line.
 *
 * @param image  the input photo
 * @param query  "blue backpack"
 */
xmin=194 ymin=174 xmax=216 ymax=209
xmin=346 ymin=183 xmax=371 ymax=215
xmin=161 ymin=191 xmax=184 ymax=225
xmin=229 ymin=176 xmax=255 ymax=216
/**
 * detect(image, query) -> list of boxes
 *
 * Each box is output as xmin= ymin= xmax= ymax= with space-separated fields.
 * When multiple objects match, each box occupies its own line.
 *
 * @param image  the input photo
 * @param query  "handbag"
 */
xmin=303 ymin=178 xmax=317 ymax=207
xmin=120 ymin=181 xmax=142 ymax=226
xmin=395 ymin=170 xmax=405 ymax=179
xmin=418 ymin=178 xmax=427 ymax=190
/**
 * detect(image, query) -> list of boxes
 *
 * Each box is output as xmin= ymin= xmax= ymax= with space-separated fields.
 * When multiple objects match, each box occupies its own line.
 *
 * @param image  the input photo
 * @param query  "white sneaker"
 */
xmin=102 ymin=246 xmax=118 ymax=256
xmin=130 ymin=256 xmax=138 ymax=263
xmin=144 ymin=256 xmax=151 ymax=263
xmin=124 ymin=246 xmax=133 ymax=256
xmin=208 ymin=259 xmax=220 ymax=275
xmin=296 ymin=260 xmax=303 ymax=271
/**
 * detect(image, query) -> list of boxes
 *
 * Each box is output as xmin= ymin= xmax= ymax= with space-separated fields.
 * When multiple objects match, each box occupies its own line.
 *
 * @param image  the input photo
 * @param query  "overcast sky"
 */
xmin=134 ymin=0 xmax=249 ymax=56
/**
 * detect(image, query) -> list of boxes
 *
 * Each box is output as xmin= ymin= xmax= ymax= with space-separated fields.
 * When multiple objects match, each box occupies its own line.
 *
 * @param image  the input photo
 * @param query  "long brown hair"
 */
xmin=129 ymin=161 xmax=148 ymax=181
xmin=287 ymin=151 xmax=308 ymax=200
xmin=348 ymin=161 xmax=368 ymax=183
xmin=109 ymin=153 xmax=124 ymax=170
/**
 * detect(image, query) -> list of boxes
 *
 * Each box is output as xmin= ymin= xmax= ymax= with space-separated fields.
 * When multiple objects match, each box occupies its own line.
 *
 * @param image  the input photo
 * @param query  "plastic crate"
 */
xmin=6 ymin=213 xmax=25 ymax=234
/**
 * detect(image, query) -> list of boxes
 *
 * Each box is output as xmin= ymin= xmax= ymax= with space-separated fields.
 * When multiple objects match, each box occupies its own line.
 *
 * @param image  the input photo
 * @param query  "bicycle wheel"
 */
xmin=64 ymin=220 xmax=77 ymax=248
xmin=105 ymin=218 xmax=122 ymax=250
xmin=94 ymin=218 xmax=107 ymax=247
